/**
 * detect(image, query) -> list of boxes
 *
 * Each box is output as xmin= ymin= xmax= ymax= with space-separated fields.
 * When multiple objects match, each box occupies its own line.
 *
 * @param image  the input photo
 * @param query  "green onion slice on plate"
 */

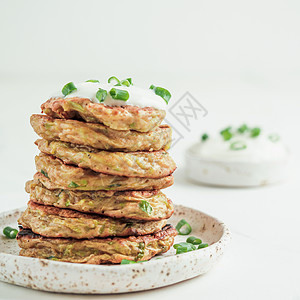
xmin=3 ymin=226 xmax=18 ymax=239
xmin=173 ymin=242 xmax=197 ymax=254
xmin=149 ymin=85 xmax=171 ymax=104
xmin=109 ymin=88 xmax=129 ymax=101
xmin=186 ymin=236 xmax=202 ymax=245
xmin=198 ymin=243 xmax=209 ymax=249
xmin=62 ymin=82 xmax=77 ymax=96
xmin=175 ymin=219 xmax=192 ymax=235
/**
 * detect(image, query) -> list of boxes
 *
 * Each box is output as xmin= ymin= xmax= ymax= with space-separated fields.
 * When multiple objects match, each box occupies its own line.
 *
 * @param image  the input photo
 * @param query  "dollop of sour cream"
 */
xmin=54 ymin=82 xmax=168 ymax=110
xmin=189 ymin=132 xmax=288 ymax=163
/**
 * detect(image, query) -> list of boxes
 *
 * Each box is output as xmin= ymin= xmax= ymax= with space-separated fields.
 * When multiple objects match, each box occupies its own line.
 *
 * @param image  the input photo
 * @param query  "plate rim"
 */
xmin=0 ymin=204 xmax=231 ymax=293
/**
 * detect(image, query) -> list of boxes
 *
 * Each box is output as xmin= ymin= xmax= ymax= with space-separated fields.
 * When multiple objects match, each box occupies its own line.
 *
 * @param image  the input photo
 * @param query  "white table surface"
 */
xmin=0 ymin=77 xmax=299 ymax=300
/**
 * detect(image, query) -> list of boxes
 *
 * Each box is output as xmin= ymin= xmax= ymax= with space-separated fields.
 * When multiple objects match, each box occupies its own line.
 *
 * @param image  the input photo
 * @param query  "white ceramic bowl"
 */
xmin=186 ymin=145 xmax=290 ymax=187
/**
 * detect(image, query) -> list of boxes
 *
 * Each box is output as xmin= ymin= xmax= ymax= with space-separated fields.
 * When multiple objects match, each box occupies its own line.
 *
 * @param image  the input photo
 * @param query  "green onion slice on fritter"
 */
xmin=85 ymin=79 xmax=100 ymax=83
xmin=68 ymin=181 xmax=79 ymax=188
xmin=126 ymin=78 xmax=133 ymax=85
xmin=96 ymin=88 xmax=108 ymax=102
xmin=40 ymin=169 xmax=49 ymax=178
xmin=139 ymin=201 xmax=153 ymax=215
xmin=108 ymin=76 xmax=120 ymax=85
xmin=119 ymin=79 xmax=129 ymax=87
xmin=109 ymin=88 xmax=129 ymax=101
xmin=62 ymin=82 xmax=77 ymax=96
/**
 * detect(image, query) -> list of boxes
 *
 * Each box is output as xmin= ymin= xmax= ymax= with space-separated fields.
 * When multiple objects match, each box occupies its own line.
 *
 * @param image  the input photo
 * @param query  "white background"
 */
xmin=0 ymin=0 xmax=300 ymax=299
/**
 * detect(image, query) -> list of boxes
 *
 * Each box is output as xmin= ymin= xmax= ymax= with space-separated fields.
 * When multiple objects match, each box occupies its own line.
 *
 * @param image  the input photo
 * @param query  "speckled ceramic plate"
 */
xmin=0 ymin=204 xmax=230 ymax=294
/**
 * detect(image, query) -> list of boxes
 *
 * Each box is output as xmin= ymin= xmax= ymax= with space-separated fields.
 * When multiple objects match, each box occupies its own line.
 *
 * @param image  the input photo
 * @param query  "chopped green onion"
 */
xmin=108 ymin=76 xmax=120 ymax=85
xmin=47 ymin=256 xmax=58 ymax=260
xmin=121 ymin=259 xmax=137 ymax=264
xmin=96 ymin=88 xmax=108 ymax=103
xmin=201 ymin=133 xmax=209 ymax=141
xmin=40 ymin=169 xmax=49 ymax=178
xmin=175 ymin=219 xmax=192 ymax=235
xmin=173 ymin=242 xmax=197 ymax=254
xmin=230 ymin=141 xmax=247 ymax=151
xmin=65 ymin=200 xmax=71 ymax=207
xmin=250 ymin=127 xmax=261 ymax=138
xmin=68 ymin=181 xmax=79 ymax=188
xmin=126 ymin=78 xmax=133 ymax=85
xmin=62 ymin=82 xmax=77 ymax=96
xmin=237 ymin=124 xmax=249 ymax=134
xmin=186 ymin=236 xmax=202 ymax=245
xmin=120 ymin=79 xmax=130 ymax=87
xmin=139 ymin=200 xmax=153 ymax=215
xmin=109 ymin=88 xmax=129 ymax=101
xmin=268 ymin=133 xmax=280 ymax=143
xmin=198 ymin=243 xmax=209 ymax=249
xmin=85 ymin=79 xmax=100 ymax=83
xmin=120 ymin=259 xmax=147 ymax=264
xmin=149 ymin=85 xmax=171 ymax=104
xmin=137 ymin=242 xmax=145 ymax=259
xmin=220 ymin=127 xmax=233 ymax=141
xmin=3 ymin=226 xmax=18 ymax=239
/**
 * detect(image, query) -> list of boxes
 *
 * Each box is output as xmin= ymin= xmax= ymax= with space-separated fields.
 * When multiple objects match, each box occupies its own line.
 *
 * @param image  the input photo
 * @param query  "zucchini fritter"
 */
xmin=18 ymin=201 xmax=167 ymax=239
xmin=26 ymin=180 xmax=174 ymax=221
xmin=31 ymin=114 xmax=172 ymax=152
xmin=35 ymin=153 xmax=174 ymax=191
xmin=41 ymin=97 xmax=166 ymax=132
xmin=17 ymin=225 xmax=177 ymax=264
xmin=35 ymin=139 xmax=176 ymax=178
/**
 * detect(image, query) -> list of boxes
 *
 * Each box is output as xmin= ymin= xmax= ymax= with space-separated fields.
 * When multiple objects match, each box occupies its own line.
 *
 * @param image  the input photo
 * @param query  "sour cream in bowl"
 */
xmin=185 ymin=125 xmax=290 ymax=187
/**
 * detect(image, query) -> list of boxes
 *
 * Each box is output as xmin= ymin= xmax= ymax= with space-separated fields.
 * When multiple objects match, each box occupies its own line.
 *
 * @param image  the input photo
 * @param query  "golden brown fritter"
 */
xmin=31 ymin=114 xmax=172 ymax=152
xmin=41 ymin=97 xmax=166 ymax=132
xmin=26 ymin=180 xmax=174 ymax=221
xmin=35 ymin=139 xmax=176 ymax=178
xmin=18 ymin=201 xmax=167 ymax=239
xmin=17 ymin=225 xmax=177 ymax=264
xmin=35 ymin=153 xmax=174 ymax=191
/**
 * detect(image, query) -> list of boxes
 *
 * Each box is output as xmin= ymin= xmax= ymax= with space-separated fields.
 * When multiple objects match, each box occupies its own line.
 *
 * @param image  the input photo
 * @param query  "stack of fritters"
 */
xmin=17 ymin=97 xmax=177 ymax=264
